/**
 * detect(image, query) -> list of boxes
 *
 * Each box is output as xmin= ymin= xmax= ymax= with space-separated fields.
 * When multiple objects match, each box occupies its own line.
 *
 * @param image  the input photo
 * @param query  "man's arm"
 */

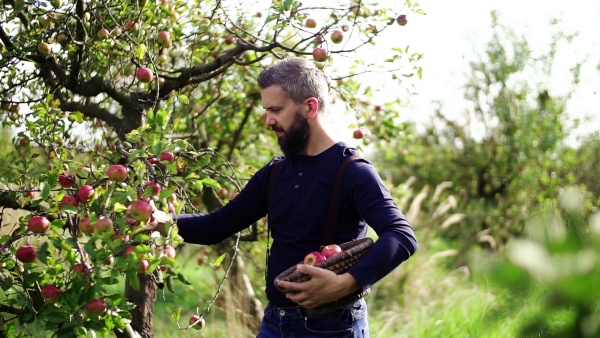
xmin=344 ymin=160 xmax=417 ymax=292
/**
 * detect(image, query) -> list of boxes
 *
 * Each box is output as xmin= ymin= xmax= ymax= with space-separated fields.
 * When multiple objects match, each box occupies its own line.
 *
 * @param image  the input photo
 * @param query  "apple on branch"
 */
xmin=106 ymin=164 xmax=128 ymax=182
xmin=78 ymin=217 xmax=94 ymax=235
xmin=40 ymin=285 xmax=61 ymax=303
xmin=77 ymin=185 xmax=95 ymax=204
xmin=60 ymin=195 xmax=80 ymax=209
xmin=312 ymin=48 xmax=328 ymax=62
xmin=159 ymin=151 xmax=175 ymax=163
xmin=136 ymin=67 xmax=154 ymax=83
xmin=86 ymin=299 xmax=106 ymax=315
xmin=58 ymin=172 xmax=76 ymax=188
xmin=28 ymin=215 xmax=50 ymax=233
xmin=330 ymin=30 xmax=344 ymax=44
xmin=189 ymin=315 xmax=205 ymax=330
xmin=129 ymin=199 xmax=153 ymax=222
xmin=16 ymin=245 xmax=37 ymax=263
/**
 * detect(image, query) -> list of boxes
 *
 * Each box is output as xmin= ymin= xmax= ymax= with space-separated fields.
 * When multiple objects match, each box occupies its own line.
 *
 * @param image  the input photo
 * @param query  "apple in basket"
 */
xmin=303 ymin=251 xmax=326 ymax=266
xmin=321 ymin=244 xmax=342 ymax=259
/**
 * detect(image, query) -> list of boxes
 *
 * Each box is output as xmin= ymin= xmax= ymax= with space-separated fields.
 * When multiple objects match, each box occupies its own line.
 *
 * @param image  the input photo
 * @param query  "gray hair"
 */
xmin=257 ymin=57 xmax=328 ymax=112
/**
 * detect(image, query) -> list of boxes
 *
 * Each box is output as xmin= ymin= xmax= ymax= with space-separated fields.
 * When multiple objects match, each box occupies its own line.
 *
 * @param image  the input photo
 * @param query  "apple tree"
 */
xmin=0 ymin=0 xmax=425 ymax=336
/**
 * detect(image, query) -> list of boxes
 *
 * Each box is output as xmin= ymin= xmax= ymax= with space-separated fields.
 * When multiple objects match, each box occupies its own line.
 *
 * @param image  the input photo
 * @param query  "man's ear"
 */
xmin=305 ymin=97 xmax=319 ymax=119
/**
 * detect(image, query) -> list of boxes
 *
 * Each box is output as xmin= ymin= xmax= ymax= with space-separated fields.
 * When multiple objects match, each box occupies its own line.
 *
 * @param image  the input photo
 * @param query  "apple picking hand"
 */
xmin=276 ymin=265 xmax=361 ymax=309
xmin=124 ymin=200 xmax=170 ymax=236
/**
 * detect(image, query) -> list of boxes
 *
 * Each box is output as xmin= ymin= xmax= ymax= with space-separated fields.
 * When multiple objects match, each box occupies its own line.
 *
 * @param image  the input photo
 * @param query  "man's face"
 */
xmin=261 ymin=85 xmax=311 ymax=157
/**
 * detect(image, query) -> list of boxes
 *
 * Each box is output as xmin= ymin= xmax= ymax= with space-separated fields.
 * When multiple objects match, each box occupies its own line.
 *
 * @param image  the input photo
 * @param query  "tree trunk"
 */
xmin=114 ymin=273 xmax=156 ymax=338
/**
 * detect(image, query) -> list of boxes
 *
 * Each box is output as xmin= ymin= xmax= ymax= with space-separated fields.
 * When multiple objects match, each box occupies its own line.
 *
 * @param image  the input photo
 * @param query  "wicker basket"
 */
xmin=274 ymin=237 xmax=374 ymax=316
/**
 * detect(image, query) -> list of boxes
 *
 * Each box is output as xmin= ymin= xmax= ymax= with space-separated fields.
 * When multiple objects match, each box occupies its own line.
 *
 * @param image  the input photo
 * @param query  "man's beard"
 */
xmin=274 ymin=110 xmax=310 ymax=157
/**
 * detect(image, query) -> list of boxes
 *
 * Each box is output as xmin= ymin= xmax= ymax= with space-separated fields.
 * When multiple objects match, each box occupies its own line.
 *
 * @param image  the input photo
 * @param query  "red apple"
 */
xmin=16 ymin=245 xmax=37 ymax=263
xmin=96 ymin=28 xmax=110 ymax=40
xmin=77 ymin=185 xmax=95 ymax=203
xmin=85 ymin=299 xmax=106 ymax=315
xmin=58 ymin=172 xmax=77 ymax=188
xmin=330 ymin=30 xmax=343 ymax=44
xmin=305 ymin=18 xmax=317 ymax=28
xmin=190 ymin=197 xmax=202 ymax=208
xmin=189 ymin=315 xmax=205 ymax=330
xmin=312 ymin=48 xmax=328 ymax=62
xmin=143 ymin=181 xmax=161 ymax=196
xmin=136 ymin=67 xmax=153 ymax=83
xmin=148 ymin=156 xmax=159 ymax=165
xmin=124 ymin=21 xmax=139 ymax=32
xmin=40 ymin=284 xmax=61 ymax=303
xmin=159 ymin=152 xmax=175 ymax=163
xmin=28 ymin=215 xmax=50 ymax=233
xmin=164 ymin=245 xmax=176 ymax=259
xmin=341 ymin=24 xmax=349 ymax=32
xmin=73 ymin=262 xmax=93 ymax=275
xmin=106 ymin=164 xmax=128 ymax=182
xmin=321 ymin=244 xmax=342 ymax=259
xmin=353 ymin=129 xmax=364 ymax=139
xmin=138 ymin=259 xmax=149 ymax=272
xmin=25 ymin=191 xmax=36 ymax=199
xmin=38 ymin=42 xmax=51 ymax=55
xmin=396 ymin=14 xmax=408 ymax=26
xmin=129 ymin=199 xmax=153 ymax=222
xmin=157 ymin=30 xmax=172 ymax=48
xmin=60 ymin=195 xmax=80 ymax=209
xmin=303 ymin=251 xmax=325 ymax=265
xmin=124 ymin=245 xmax=137 ymax=257
xmin=95 ymin=217 xmax=113 ymax=233
xmin=18 ymin=138 xmax=29 ymax=147
xmin=229 ymin=192 xmax=239 ymax=200
xmin=224 ymin=35 xmax=235 ymax=45
xmin=217 ymin=187 xmax=228 ymax=199
xmin=78 ymin=217 xmax=94 ymax=235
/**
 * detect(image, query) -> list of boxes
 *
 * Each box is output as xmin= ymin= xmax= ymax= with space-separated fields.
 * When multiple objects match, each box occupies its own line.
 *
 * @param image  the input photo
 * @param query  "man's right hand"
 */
xmin=124 ymin=201 xmax=171 ymax=236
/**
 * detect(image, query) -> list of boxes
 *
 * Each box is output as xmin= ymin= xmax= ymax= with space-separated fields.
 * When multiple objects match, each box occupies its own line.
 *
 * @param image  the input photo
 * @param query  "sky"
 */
xmin=334 ymin=0 xmax=600 ymax=146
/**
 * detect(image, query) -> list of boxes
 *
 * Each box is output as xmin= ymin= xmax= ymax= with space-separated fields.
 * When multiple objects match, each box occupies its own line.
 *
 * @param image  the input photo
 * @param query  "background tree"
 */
xmin=0 ymin=0 xmax=424 ymax=336
xmin=374 ymin=11 xmax=596 ymax=255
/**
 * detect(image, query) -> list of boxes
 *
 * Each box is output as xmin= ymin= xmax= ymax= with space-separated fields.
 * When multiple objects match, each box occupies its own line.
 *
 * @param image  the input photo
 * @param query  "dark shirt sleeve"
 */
xmin=344 ymin=160 xmax=417 ymax=291
xmin=173 ymin=164 xmax=272 ymax=245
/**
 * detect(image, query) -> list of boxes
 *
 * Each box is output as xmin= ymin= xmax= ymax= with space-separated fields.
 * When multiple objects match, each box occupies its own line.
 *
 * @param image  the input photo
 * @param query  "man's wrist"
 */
xmin=335 ymin=272 xmax=361 ymax=299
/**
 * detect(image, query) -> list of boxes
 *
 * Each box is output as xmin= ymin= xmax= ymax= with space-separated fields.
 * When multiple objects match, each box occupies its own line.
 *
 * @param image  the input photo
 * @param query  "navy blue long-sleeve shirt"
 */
xmin=175 ymin=142 xmax=417 ymax=307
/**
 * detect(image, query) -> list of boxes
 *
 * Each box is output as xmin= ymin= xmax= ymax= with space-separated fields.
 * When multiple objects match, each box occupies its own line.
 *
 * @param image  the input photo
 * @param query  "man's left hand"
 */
xmin=276 ymin=265 xmax=361 ymax=309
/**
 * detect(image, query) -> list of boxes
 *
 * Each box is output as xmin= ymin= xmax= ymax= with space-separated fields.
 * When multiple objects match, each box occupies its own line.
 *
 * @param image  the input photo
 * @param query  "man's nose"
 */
xmin=265 ymin=114 xmax=275 ymax=126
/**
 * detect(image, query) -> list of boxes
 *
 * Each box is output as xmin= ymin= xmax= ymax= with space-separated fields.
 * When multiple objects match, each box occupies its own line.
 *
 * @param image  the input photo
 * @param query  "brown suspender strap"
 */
xmin=322 ymin=154 xmax=361 ymax=246
xmin=266 ymin=154 xmax=361 ymax=246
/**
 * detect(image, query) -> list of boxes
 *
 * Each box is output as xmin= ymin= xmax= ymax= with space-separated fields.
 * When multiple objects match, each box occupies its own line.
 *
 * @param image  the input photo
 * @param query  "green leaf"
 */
xmin=265 ymin=14 xmax=278 ymax=24
xmin=155 ymin=109 xmax=170 ymax=130
xmin=166 ymin=275 xmax=175 ymax=292
xmin=61 ymin=205 xmax=78 ymax=214
xmin=414 ymin=8 xmax=426 ymax=15
xmin=147 ymin=108 xmax=155 ymax=128
xmin=113 ymin=202 xmax=127 ymax=212
xmin=171 ymin=307 xmax=182 ymax=322
xmin=135 ymin=44 xmax=148 ymax=60
xmin=126 ymin=270 xmax=140 ymax=291
xmin=201 ymin=177 xmax=220 ymax=189
xmin=37 ymin=242 xmax=50 ymax=265
xmin=177 ymin=95 xmax=189 ymax=104
xmin=177 ymin=272 xmax=191 ymax=285
xmin=41 ymin=182 xmax=51 ymax=200
xmin=214 ymin=253 xmax=226 ymax=268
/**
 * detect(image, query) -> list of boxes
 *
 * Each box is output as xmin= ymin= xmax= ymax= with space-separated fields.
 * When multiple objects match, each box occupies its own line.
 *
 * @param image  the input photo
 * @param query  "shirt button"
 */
xmin=299 ymin=173 xmax=303 ymax=176
xmin=295 ymin=185 xmax=298 ymax=188
xmin=279 ymin=309 xmax=285 ymax=316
